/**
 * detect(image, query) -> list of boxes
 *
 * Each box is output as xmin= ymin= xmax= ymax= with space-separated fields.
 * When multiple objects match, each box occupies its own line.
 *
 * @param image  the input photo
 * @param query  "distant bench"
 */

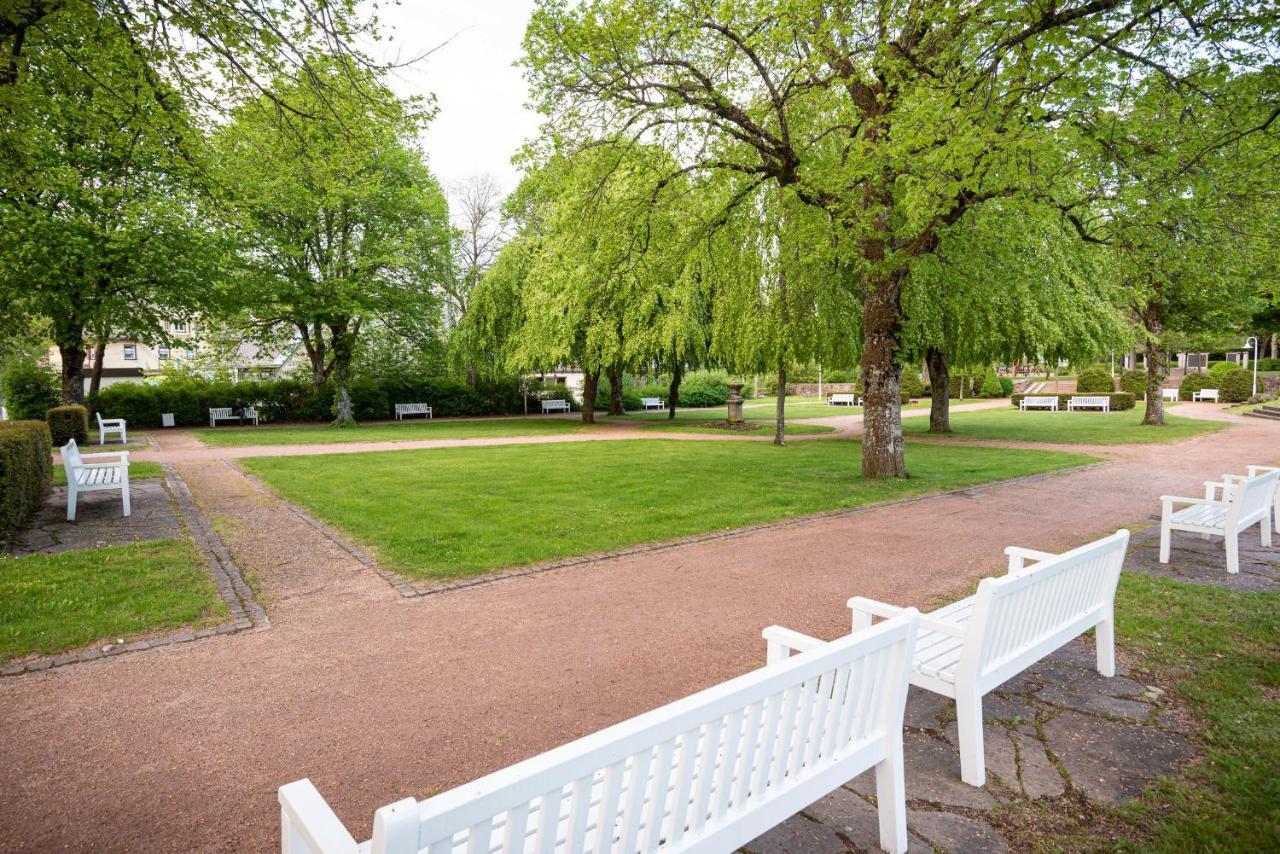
xmin=1019 ymin=396 xmax=1059 ymax=411
xmin=540 ymin=399 xmax=571 ymax=414
xmin=209 ymin=406 xmax=258 ymax=427
xmin=393 ymin=403 xmax=433 ymax=420
xmin=1067 ymin=395 xmax=1110 ymax=412
xmin=827 ymin=393 xmax=860 ymax=406
xmin=640 ymin=396 xmax=665 ymax=410
xmin=1191 ymin=388 xmax=1219 ymax=403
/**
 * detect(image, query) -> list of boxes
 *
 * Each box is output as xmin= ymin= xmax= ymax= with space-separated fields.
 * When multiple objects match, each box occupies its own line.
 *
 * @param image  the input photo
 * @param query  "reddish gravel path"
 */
xmin=1 ymin=404 xmax=1274 ymax=852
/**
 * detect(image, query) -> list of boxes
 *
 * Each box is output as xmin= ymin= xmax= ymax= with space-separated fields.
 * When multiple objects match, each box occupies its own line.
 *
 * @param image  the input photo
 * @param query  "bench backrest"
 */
xmin=396 ymin=403 xmax=429 ymax=412
xmin=641 ymin=397 xmax=662 ymax=405
xmin=1071 ymin=396 xmax=1109 ymax=405
xmin=300 ymin=613 xmax=919 ymax=854
xmin=962 ymin=529 xmax=1129 ymax=691
xmin=1197 ymin=389 xmax=1219 ymax=399
xmin=1023 ymin=396 xmax=1057 ymax=405
xmin=95 ymin=412 xmax=106 ymax=426
xmin=211 ymin=406 xmax=255 ymax=416
xmin=829 ymin=394 xmax=855 ymax=402
xmin=1229 ymin=470 xmax=1280 ymax=528
xmin=61 ymin=439 xmax=82 ymax=477
xmin=543 ymin=399 xmax=570 ymax=408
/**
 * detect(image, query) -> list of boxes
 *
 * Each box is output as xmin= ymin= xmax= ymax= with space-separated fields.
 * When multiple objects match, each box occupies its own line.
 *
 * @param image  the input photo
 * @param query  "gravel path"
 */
xmin=0 ymin=403 xmax=1273 ymax=852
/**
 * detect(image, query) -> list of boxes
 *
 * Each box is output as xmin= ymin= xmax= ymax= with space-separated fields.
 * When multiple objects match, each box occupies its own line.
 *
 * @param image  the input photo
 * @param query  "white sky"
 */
xmin=371 ymin=0 xmax=543 ymax=197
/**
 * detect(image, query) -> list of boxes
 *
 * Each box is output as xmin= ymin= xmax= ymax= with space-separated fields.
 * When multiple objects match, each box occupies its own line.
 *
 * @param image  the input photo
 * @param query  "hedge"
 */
xmin=1010 ymin=393 xmax=1136 ymax=410
xmin=1118 ymin=369 xmax=1149 ymax=397
xmin=1207 ymin=360 xmax=1237 ymax=378
xmin=47 ymin=405 xmax=88 ymax=445
xmin=900 ymin=371 xmax=925 ymax=399
xmin=0 ymin=420 xmax=52 ymax=547
xmin=1178 ymin=372 xmax=1218 ymax=401
xmin=1075 ymin=366 xmax=1115 ymax=394
xmin=1 ymin=361 xmax=59 ymax=421
xmin=977 ymin=367 xmax=1004 ymax=398
xmin=1257 ymin=357 xmax=1280 ymax=372
xmin=1218 ymin=367 xmax=1254 ymax=402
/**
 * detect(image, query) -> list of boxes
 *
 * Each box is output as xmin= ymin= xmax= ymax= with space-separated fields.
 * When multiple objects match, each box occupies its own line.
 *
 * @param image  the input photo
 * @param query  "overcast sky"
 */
xmin=372 ymin=0 xmax=542 ymax=197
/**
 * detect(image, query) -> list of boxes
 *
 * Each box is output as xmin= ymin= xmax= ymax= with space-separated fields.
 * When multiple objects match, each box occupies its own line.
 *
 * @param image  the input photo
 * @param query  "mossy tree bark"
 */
xmin=926 ymin=346 xmax=950 ymax=433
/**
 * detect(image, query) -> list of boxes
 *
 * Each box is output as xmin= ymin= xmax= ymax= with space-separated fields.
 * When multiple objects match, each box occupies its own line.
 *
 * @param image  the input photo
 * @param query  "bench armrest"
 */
xmin=1247 ymin=466 xmax=1279 ymax=477
xmin=847 ymin=596 xmax=911 ymax=631
xmin=761 ymin=625 xmax=825 ymax=664
xmin=1161 ymin=495 xmax=1227 ymax=508
xmin=1004 ymin=545 xmax=1058 ymax=573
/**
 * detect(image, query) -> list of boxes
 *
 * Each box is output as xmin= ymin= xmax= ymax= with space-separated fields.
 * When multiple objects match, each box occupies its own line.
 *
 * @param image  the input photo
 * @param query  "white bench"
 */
xmin=1191 ymin=388 xmax=1219 ymax=402
xmin=1161 ymin=469 xmax=1278 ymax=574
xmin=280 ymin=612 xmax=921 ymax=854
xmin=209 ymin=406 xmax=258 ymax=427
xmin=95 ymin=412 xmax=127 ymax=444
xmin=640 ymin=397 xmax=665 ymax=410
xmin=1161 ymin=387 xmax=1179 ymax=402
xmin=394 ymin=403 xmax=433 ymax=420
xmin=1067 ymin=395 xmax=1110 ymax=412
xmin=827 ymin=393 xmax=860 ymax=406
xmin=1019 ymin=396 xmax=1059 ymax=411
xmin=541 ymin=399 xmax=572 ymax=414
xmin=61 ymin=439 xmax=130 ymax=521
xmin=1241 ymin=465 xmax=1280 ymax=531
xmin=770 ymin=530 xmax=1130 ymax=788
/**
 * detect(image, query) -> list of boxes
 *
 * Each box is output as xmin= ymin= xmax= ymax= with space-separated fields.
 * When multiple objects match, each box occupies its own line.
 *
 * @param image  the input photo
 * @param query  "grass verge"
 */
xmin=243 ymin=439 xmax=1094 ymax=581
xmin=904 ymin=408 xmax=1224 ymax=445
xmin=0 ymin=538 xmax=227 ymax=663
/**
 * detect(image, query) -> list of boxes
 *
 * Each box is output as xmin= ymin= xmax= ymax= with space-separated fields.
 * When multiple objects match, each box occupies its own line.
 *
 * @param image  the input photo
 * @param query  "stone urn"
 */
xmin=726 ymin=382 xmax=745 ymax=424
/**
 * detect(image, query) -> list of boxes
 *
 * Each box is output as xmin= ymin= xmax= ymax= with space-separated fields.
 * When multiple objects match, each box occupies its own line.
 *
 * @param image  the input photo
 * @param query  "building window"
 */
xmin=123 ymin=344 xmax=137 ymax=361
xmin=171 ymin=322 xmax=188 ymax=333
xmin=158 ymin=346 xmax=169 ymax=360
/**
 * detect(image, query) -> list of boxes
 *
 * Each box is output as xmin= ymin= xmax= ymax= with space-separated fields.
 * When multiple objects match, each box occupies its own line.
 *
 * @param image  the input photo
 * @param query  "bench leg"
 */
xmin=66 ymin=487 xmax=77 ymax=522
xmin=121 ymin=480 xmax=131 ymax=517
xmin=1095 ymin=615 xmax=1116 ymax=677
xmin=1261 ymin=514 xmax=1273 ymax=549
xmin=1226 ymin=530 xmax=1239 ymax=574
xmin=955 ymin=686 xmax=986 ymax=787
xmin=1159 ymin=517 xmax=1173 ymax=564
xmin=875 ymin=741 xmax=908 ymax=854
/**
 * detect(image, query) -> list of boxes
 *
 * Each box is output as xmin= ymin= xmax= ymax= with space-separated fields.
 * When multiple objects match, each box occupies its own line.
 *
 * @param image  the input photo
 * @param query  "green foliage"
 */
xmin=1207 ymin=361 xmax=1236 ymax=378
xmin=0 ymin=362 xmax=59 ymax=420
xmin=900 ymin=371 xmax=925 ymax=400
xmin=1178 ymin=373 xmax=1219 ymax=401
xmin=1218 ymin=368 xmax=1255 ymax=403
xmin=594 ymin=385 xmax=643 ymax=412
xmin=1257 ymin=358 xmax=1280 ymax=371
xmin=46 ymin=405 xmax=88 ymax=445
xmin=1009 ymin=393 xmax=1136 ymax=411
xmin=977 ymin=368 xmax=1005 ymax=398
xmin=1075 ymin=366 xmax=1115 ymax=393
xmin=948 ymin=375 xmax=978 ymax=399
xmin=0 ymin=420 xmax=52 ymax=547
xmin=1119 ymin=370 xmax=1150 ymax=397
xmin=998 ymin=376 xmax=1014 ymax=396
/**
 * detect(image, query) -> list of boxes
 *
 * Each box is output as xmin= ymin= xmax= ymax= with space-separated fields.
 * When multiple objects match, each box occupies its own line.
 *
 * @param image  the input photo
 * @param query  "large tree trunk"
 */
xmin=926 ymin=346 xmax=950 ymax=433
xmin=607 ymin=365 xmax=624 ymax=416
xmin=860 ymin=272 xmax=907 ymax=478
xmin=667 ymin=362 xmax=682 ymax=419
xmin=581 ymin=369 xmax=599 ymax=424
xmin=57 ymin=342 xmax=86 ymax=405
xmin=774 ymin=359 xmax=786 ymax=446
xmin=329 ymin=321 xmax=357 ymax=427
xmin=87 ymin=339 xmax=107 ymax=403
xmin=1141 ymin=301 xmax=1165 ymax=426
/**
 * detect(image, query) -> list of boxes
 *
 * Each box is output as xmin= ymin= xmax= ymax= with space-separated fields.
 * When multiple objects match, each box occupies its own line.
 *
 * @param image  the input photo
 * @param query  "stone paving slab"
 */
xmin=7 ymin=480 xmax=181 ymax=555
xmin=1124 ymin=524 xmax=1280 ymax=590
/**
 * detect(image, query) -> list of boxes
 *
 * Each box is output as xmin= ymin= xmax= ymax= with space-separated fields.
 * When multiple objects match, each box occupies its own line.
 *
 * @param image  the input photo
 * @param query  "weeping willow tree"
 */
xmin=904 ymin=197 xmax=1129 ymax=433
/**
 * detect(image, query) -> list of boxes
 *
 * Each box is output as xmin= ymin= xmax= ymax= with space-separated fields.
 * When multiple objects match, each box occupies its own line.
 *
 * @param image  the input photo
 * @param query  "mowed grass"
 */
xmin=53 ymin=459 xmax=165 ymax=486
xmin=0 ymin=538 xmax=227 ymax=662
xmin=636 ymin=420 xmax=835 ymax=435
xmin=615 ymin=398 xmax=931 ymax=422
xmin=194 ymin=417 xmax=597 ymax=447
xmin=903 ymin=408 xmax=1224 ymax=445
xmin=243 ymin=439 xmax=1094 ymax=580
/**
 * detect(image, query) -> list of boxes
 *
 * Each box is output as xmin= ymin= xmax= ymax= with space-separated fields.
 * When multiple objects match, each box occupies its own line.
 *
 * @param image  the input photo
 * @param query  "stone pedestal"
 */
xmin=727 ymin=383 xmax=744 ymax=424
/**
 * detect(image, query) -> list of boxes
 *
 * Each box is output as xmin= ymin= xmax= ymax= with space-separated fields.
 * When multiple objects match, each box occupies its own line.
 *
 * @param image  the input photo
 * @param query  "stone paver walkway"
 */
xmin=0 ymin=406 xmax=1274 ymax=851
xmin=7 ymin=479 xmax=180 ymax=554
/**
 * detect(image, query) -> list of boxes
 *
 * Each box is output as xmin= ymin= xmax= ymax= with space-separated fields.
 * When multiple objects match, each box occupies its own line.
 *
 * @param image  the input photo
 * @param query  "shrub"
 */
xmin=46 ymin=405 xmax=88 ymax=445
xmin=1256 ymin=357 xmax=1280 ymax=372
xmin=1 ymin=361 xmax=60 ymax=421
xmin=1009 ymin=393 xmax=1136 ymax=411
xmin=0 ymin=420 xmax=52 ymax=547
xmin=1178 ymin=372 xmax=1218 ymax=401
xmin=594 ymin=384 xmax=643 ymax=412
xmin=530 ymin=383 xmax=579 ymax=412
xmin=1075 ymin=366 xmax=1114 ymax=393
xmin=1207 ymin=360 xmax=1236 ymax=378
xmin=1118 ymin=369 xmax=1150 ymax=398
xmin=977 ymin=367 xmax=1004 ymax=398
xmin=900 ymin=371 xmax=925 ymax=400
xmin=947 ymin=374 xmax=975 ymax=399
xmin=1218 ymin=367 xmax=1255 ymax=403
xmin=998 ymin=376 xmax=1014 ymax=396
xmin=680 ymin=382 xmax=731 ymax=408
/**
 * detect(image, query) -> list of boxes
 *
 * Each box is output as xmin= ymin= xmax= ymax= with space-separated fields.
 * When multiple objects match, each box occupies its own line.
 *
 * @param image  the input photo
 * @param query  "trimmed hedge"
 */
xmin=1178 ymin=372 xmax=1217 ymax=401
xmin=47 ymin=405 xmax=88 ymax=445
xmin=1118 ymin=369 xmax=1149 ymax=397
xmin=1 ymin=361 xmax=59 ymax=421
xmin=1075 ymin=366 xmax=1115 ymax=393
xmin=0 ymin=420 xmax=52 ymax=547
xmin=977 ymin=367 xmax=1004 ymax=398
xmin=1219 ymin=367 xmax=1254 ymax=402
xmin=900 ymin=371 xmax=925 ymax=399
xmin=1010 ymin=393 xmax=1136 ymax=410
xmin=1257 ymin=357 xmax=1280 ymax=372
xmin=1207 ymin=360 xmax=1236 ymax=378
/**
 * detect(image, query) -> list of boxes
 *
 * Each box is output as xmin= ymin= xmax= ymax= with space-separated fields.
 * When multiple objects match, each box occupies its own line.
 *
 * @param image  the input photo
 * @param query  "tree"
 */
xmin=524 ymin=0 xmax=1273 ymax=477
xmin=0 ymin=8 xmax=222 ymax=404
xmin=215 ymin=58 xmax=452 ymax=426
xmin=446 ymin=174 xmax=509 ymax=384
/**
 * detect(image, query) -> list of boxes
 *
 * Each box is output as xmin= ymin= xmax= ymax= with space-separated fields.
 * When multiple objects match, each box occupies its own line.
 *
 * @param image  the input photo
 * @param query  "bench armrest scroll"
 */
xmin=847 ymin=596 xmax=910 ymax=631
xmin=279 ymin=779 xmax=359 ymax=854
xmin=1004 ymin=545 xmax=1058 ymax=573
xmin=761 ymin=625 xmax=825 ymax=664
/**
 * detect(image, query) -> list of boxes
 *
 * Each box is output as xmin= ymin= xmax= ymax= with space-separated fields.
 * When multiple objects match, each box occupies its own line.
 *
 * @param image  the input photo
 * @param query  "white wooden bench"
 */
xmin=95 ymin=412 xmax=127 ymax=444
xmin=770 ymin=530 xmax=1130 ymax=788
xmin=640 ymin=396 xmax=665 ymax=410
xmin=1191 ymin=388 xmax=1219 ymax=402
xmin=1067 ymin=395 xmax=1110 ymax=412
xmin=1161 ymin=469 xmax=1278 ymax=574
xmin=827 ymin=393 xmax=860 ymax=406
xmin=61 ymin=439 xmax=130 ymax=521
xmin=1239 ymin=465 xmax=1280 ymax=531
xmin=209 ymin=406 xmax=258 ymax=427
xmin=1019 ymin=396 xmax=1059 ymax=411
xmin=540 ymin=399 xmax=571 ymax=414
xmin=280 ymin=612 xmax=921 ymax=854
xmin=1161 ymin=387 xmax=1179 ymax=402
xmin=394 ymin=403 xmax=433 ymax=420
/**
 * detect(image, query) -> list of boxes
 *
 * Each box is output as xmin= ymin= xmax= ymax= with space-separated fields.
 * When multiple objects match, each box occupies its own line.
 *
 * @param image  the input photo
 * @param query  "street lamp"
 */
xmin=1245 ymin=336 xmax=1259 ymax=398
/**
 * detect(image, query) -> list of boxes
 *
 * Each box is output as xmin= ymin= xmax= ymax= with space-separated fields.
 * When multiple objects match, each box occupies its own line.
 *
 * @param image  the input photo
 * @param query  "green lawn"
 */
xmin=243 ymin=439 xmax=1094 ymax=580
xmin=53 ymin=459 xmax=165 ymax=486
xmin=903 ymin=408 xmax=1224 ymax=445
xmin=613 ymin=398 xmax=930 ymax=423
xmin=0 ymin=538 xmax=227 ymax=663
xmin=635 ymin=420 xmax=835 ymax=435
xmin=194 ymin=417 xmax=599 ymax=447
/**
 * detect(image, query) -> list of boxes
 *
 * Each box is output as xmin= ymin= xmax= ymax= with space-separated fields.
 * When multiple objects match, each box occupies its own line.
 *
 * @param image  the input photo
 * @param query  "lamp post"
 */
xmin=1246 ymin=336 xmax=1259 ymax=398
